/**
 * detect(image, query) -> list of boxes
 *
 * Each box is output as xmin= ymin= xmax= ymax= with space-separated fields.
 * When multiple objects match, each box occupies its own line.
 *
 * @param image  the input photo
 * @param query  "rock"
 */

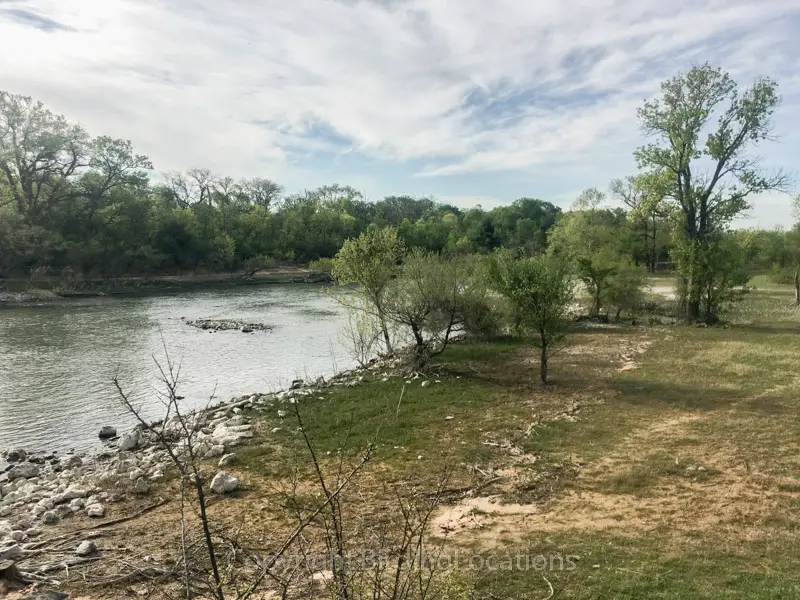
xmin=0 ymin=542 xmax=23 ymax=560
xmin=290 ymin=379 xmax=304 ymax=390
xmin=9 ymin=530 xmax=24 ymax=542
xmin=0 ymin=520 xmax=12 ymax=537
xmin=218 ymin=453 xmax=237 ymax=467
xmin=24 ymin=590 xmax=71 ymax=600
xmin=68 ymin=498 xmax=85 ymax=511
xmin=420 ymin=380 xmax=430 ymax=388
xmin=62 ymin=486 xmax=89 ymax=501
xmin=86 ymin=504 xmax=105 ymax=518
xmin=25 ymin=527 xmax=42 ymax=537
xmin=75 ymin=540 xmax=97 ymax=556
xmin=133 ymin=478 xmax=150 ymax=495
xmin=149 ymin=470 xmax=165 ymax=482
xmin=210 ymin=472 xmax=239 ymax=494
xmin=41 ymin=511 xmax=59 ymax=525
xmin=61 ymin=455 xmax=83 ymax=469
xmin=277 ymin=410 xmax=288 ymax=419
xmin=7 ymin=463 xmax=39 ymax=481
xmin=241 ymin=327 xmax=253 ymax=333
xmin=0 ymin=507 xmax=10 ymax=517
xmin=55 ymin=505 xmax=74 ymax=519
xmin=129 ymin=468 xmax=145 ymax=481
xmin=5 ymin=449 xmax=26 ymax=462
xmin=205 ymin=445 xmax=226 ymax=458
xmin=119 ymin=430 xmax=141 ymax=452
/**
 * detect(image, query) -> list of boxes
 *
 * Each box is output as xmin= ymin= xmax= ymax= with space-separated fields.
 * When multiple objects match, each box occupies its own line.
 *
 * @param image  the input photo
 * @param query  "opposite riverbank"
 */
xmin=0 ymin=266 xmax=332 ymax=307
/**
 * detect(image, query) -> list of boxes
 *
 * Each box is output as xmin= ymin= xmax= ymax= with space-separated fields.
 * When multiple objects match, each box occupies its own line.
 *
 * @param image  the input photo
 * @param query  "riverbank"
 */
xmin=0 ymin=266 xmax=332 ymax=307
xmin=3 ymin=283 xmax=800 ymax=599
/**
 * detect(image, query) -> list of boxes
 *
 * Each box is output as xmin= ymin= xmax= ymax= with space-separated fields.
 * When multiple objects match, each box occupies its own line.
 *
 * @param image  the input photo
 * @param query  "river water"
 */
xmin=0 ymin=285 xmax=353 ymax=454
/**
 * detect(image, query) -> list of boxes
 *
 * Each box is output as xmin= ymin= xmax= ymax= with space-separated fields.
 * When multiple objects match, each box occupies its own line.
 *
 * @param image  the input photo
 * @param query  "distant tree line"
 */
xmin=0 ymin=90 xmax=566 ymax=278
xmin=2 ymin=64 xmax=798 ymax=327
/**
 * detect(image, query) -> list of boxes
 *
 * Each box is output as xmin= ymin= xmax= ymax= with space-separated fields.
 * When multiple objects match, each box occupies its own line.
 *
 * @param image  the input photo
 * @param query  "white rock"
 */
xmin=76 ymin=540 xmax=97 ymax=556
xmin=0 ymin=507 xmax=10 ymax=517
xmin=0 ymin=520 xmax=12 ymax=537
xmin=62 ymin=486 xmax=89 ymax=501
xmin=119 ymin=430 xmax=142 ymax=452
xmin=210 ymin=472 xmax=239 ymax=494
xmin=149 ymin=470 xmax=165 ymax=482
xmin=25 ymin=527 xmax=42 ymax=537
xmin=218 ymin=453 xmax=237 ymax=467
xmin=86 ymin=503 xmax=105 ymax=518
xmin=420 ymin=380 xmax=430 ymax=388
xmin=69 ymin=498 xmax=86 ymax=511
xmin=9 ymin=530 xmax=24 ymax=542
xmin=205 ymin=445 xmax=226 ymax=458
xmin=129 ymin=468 xmax=145 ymax=481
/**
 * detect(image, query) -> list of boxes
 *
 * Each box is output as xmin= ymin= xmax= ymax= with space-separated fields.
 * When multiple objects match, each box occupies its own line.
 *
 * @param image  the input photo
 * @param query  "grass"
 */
xmin=82 ymin=277 xmax=800 ymax=599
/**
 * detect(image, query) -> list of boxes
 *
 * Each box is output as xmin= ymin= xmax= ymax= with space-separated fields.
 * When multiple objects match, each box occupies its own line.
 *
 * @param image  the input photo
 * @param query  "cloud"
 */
xmin=0 ymin=6 xmax=72 ymax=31
xmin=0 ymin=0 xmax=798 ymax=222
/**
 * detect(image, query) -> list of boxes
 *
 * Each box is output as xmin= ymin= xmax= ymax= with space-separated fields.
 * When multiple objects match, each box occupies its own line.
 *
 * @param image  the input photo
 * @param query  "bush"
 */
xmin=308 ymin=257 xmax=334 ymax=273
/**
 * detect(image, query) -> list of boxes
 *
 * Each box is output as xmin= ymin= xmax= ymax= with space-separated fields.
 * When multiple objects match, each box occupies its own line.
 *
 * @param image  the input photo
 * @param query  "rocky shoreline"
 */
xmin=0 ymin=356 xmax=402 ymax=589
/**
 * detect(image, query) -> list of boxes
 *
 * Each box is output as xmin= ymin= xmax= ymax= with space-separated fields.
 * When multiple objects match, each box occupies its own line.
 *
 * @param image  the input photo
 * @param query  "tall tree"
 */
xmin=635 ymin=64 xmax=790 ymax=321
xmin=0 ymin=91 xmax=90 ymax=220
xmin=332 ymin=226 xmax=405 ymax=354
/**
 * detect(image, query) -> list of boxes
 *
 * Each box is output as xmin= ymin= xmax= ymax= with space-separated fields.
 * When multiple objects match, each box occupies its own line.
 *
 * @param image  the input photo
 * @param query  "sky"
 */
xmin=1 ymin=0 xmax=799 ymax=227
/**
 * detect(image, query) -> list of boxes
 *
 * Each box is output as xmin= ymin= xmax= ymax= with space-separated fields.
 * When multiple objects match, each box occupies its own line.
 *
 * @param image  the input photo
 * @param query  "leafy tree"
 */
xmin=635 ymin=64 xmax=789 ymax=322
xmin=0 ymin=91 xmax=90 ymax=220
xmin=549 ymin=189 xmax=628 ymax=317
xmin=607 ymin=261 xmax=647 ymax=321
xmin=489 ymin=251 xmax=573 ymax=383
xmin=384 ymin=250 xmax=485 ymax=367
xmin=332 ymin=227 xmax=405 ymax=354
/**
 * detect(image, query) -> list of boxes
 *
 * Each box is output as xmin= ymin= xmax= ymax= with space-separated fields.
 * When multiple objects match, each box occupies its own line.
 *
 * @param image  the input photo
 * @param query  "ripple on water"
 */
xmin=0 ymin=284 xmax=353 ymax=453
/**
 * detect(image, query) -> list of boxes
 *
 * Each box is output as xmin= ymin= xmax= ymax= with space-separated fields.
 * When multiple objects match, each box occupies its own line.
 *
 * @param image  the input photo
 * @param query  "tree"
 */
xmin=607 ymin=260 xmax=647 ymax=321
xmin=0 ymin=91 xmax=90 ymax=220
xmin=610 ymin=175 xmax=668 ymax=272
xmin=332 ymin=227 xmax=405 ymax=354
xmin=242 ymin=177 xmax=282 ymax=210
xmin=384 ymin=250 xmax=485 ymax=367
xmin=549 ymin=189 xmax=628 ymax=317
xmin=635 ymin=64 xmax=790 ymax=321
xmin=489 ymin=251 xmax=573 ymax=383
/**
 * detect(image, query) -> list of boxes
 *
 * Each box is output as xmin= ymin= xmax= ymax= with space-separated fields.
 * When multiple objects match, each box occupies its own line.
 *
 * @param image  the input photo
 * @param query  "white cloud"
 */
xmin=0 ymin=0 xmax=798 ymax=221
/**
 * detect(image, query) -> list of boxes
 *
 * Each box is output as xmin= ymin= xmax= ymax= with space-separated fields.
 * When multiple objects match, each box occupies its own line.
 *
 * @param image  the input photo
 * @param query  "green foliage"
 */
xmin=673 ymin=233 xmax=751 ymax=323
xmin=489 ymin=250 xmax=573 ymax=382
xmin=308 ymin=257 xmax=334 ymax=273
xmin=634 ymin=64 xmax=788 ymax=321
xmin=607 ymin=260 xmax=647 ymax=321
xmin=548 ymin=195 xmax=629 ymax=317
xmin=333 ymin=227 xmax=405 ymax=354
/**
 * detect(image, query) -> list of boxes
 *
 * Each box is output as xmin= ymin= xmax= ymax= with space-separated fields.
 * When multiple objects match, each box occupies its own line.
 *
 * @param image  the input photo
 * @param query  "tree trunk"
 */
xmin=539 ymin=339 xmax=549 ymax=383
xmin=795 ymin=270 xmax=800 ymax=306
xmin=381 ymin=319 xmax=393 ymax=355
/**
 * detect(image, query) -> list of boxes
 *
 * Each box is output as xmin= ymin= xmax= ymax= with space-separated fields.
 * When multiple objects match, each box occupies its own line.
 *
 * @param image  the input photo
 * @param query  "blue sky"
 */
xmin=1 ymin=0 xmax=799 ymax=226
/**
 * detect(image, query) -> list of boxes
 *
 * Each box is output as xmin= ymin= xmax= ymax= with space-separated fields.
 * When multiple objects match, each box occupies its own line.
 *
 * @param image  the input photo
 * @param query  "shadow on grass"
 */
xmin=611 ymin=377 xmax=746 ymax=411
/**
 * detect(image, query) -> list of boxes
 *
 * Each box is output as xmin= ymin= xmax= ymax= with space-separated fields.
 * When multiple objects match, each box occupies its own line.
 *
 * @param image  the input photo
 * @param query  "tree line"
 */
xmin=2 ymin=64 xmax=798 ymax=324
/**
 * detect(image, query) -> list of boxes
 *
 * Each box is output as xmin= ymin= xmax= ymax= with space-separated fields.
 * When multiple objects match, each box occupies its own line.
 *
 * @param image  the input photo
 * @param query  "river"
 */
xmin=0 ymin=284 xmax=353 ymax=454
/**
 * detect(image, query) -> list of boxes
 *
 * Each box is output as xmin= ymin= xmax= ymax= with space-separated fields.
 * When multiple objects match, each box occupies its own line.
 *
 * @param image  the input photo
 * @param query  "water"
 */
xmin=0 ymin=285 xmax=353 ymax=454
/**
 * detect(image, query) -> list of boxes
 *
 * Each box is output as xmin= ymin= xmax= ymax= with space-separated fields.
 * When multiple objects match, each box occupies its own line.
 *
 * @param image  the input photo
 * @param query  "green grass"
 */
xmin=226 ymin=278 xmax=800 ymax=598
